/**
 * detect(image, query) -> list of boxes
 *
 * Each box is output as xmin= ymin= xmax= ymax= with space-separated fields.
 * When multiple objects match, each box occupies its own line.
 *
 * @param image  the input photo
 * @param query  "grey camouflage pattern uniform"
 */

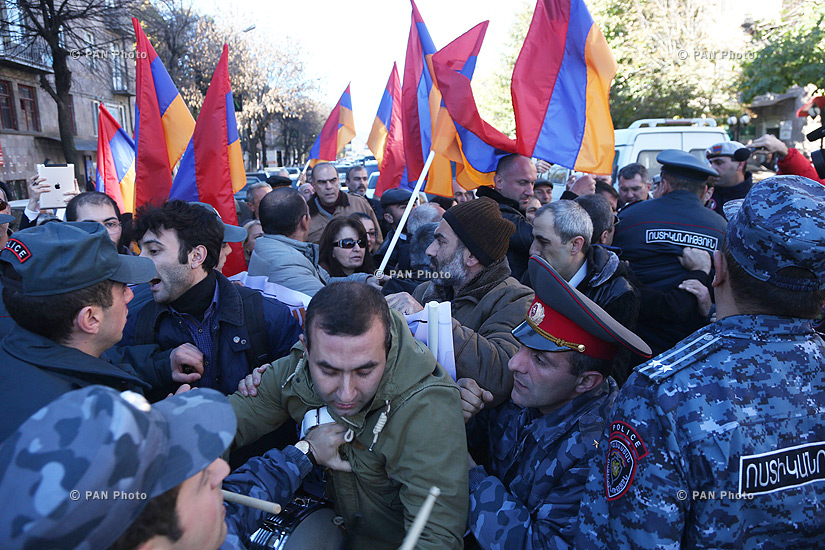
xmin=0 ymin=386 xmax=236 ymax=550
xmin=221 ymin=445 xmax=313 ymax=550
xmin=467 ymin=378 xmax=617 ymax=549
xmin=577 ymin=175 xmax=825 ymax=549
xmin=576 ymin=316 xmax=825 ymax=548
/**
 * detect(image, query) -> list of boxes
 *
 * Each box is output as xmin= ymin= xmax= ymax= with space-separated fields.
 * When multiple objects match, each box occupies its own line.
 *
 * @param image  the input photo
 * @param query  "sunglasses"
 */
xmin=334 ymin=238 xmax=365 ymax=249
xmin=0 ymin=199 xmax=7 ymax=211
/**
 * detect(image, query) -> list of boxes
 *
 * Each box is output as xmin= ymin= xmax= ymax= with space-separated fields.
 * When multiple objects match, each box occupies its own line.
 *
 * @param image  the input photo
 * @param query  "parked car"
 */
xmin=538 ymin=118 xmax=729 ymax=199
xmin=236 ymin=172 xmax=269 ymax=201
xmin=366 ymin=172 xmax=379 ymax=199
xmin=612 ymin=118 xmax=728 ymax=180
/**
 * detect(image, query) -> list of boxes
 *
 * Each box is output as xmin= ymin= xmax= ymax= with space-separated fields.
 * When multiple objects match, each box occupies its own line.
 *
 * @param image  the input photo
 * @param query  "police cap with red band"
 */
xmin=512 ymin=256 xmax=651 ymax=361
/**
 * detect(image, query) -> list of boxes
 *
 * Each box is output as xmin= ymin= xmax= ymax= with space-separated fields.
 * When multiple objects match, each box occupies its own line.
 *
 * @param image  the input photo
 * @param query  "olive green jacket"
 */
xmin=228 ymin=310 xmax=468 ymax=550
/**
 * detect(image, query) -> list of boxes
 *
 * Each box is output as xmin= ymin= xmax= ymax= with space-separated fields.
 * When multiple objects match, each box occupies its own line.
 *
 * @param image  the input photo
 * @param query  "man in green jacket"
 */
xmin=228 ymin=282 xmax=468 ymax=549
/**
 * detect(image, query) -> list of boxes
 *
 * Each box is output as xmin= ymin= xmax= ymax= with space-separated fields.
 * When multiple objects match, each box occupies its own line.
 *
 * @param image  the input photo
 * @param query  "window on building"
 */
xmin=0 ymin=80 xmax=17 ymax=130
xmin=85 ymin=31 xmax=96 ymax=70
xmin=111 ymin=44 xmax=126 ymax=91
xmin=92 ymin=100 xmax=126 ymax=136
xmin=5 ymin=0 xmax=24 ymax=43
xmin=18 ymin=84 xmax=39 ymax=132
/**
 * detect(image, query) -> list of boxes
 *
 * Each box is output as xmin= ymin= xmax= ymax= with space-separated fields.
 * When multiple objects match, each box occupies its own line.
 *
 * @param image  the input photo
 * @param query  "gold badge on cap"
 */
xmin=528 ymin=302 xmax=545 ymax=326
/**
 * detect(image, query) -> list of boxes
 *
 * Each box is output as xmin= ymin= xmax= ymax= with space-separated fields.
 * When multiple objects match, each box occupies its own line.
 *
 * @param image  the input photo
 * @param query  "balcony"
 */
xmin=0 ymin=34 xmax=52 ymax=73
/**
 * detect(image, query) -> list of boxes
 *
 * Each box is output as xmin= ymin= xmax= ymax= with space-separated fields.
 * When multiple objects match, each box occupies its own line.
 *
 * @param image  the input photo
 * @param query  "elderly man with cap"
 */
xmin=386 ymin=197 xmax=534 ymax=405
xmin=459 ymin=255 xmax=650 ymax=549
xmin=306 ymin=162 xmax=383 ymax=245
xmin=577 ymin=175 xmax=825 ymax=549
xmin=0 ymin=222 xmax=203 ymax=441
xmin=705 ymin=140 xmax=753 ymax=218
xmin=0 ymin=384 xmax=351 ymax=550
xmin=533 ymin=178 xmax=553 ymax=205
xmin=120 ymin=200 xmax=301 ymax=397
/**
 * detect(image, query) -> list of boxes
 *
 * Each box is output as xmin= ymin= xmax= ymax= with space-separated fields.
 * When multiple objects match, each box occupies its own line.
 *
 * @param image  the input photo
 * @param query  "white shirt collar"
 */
xmin=568 ymin=259 xmax=588 ymax=288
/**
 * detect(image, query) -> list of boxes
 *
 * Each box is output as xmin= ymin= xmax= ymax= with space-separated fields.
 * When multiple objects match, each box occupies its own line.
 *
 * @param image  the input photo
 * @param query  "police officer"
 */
xmin=705 ymin=141 xmax=753 ymax=218
xmin=0 ymin=222 xmax=203 ymax=441
xmin=460 ymin=255 xmax=650 ymax=549
xmin=576 ymin=175 xmax=825 ymax=549
xmin=613 ymin=150 xmax=726 ymax=291
xmin=613 ymin=150 xmax=727 ymax=356
xmin=0 ymin=384 xmax=347 ymax=550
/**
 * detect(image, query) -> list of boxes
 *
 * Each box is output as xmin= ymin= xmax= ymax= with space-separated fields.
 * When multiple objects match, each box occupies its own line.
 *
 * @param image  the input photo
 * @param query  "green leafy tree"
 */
xmin=740 ymin=2 xmax=825 ymax=102
xmin=592 ymin=0 xmax=743 ymax=127
xmin=471 ymin=0 xmax=745 ymax=133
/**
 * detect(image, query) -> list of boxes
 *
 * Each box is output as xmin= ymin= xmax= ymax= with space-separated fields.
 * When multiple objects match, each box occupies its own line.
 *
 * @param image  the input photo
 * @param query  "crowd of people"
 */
xmin=0 ymin=137 xmax=824 ymax=550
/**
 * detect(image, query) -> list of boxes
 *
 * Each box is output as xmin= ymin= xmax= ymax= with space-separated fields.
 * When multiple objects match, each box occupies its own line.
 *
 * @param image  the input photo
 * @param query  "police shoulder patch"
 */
xmin=605 ymin=421 xmax=648 ymax=500
xmin=637 ymin=332 xmax=722 ymax=382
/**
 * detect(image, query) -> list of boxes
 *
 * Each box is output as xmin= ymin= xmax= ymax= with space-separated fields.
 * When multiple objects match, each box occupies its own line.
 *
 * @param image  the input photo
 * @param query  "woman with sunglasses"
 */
xmin=318 ymin=217 xmax=375 ymax=278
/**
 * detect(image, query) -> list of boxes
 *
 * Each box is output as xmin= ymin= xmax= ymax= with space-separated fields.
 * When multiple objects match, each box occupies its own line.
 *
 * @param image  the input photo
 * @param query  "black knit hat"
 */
xmin=443 ymin=196 xmax=515 ymax=266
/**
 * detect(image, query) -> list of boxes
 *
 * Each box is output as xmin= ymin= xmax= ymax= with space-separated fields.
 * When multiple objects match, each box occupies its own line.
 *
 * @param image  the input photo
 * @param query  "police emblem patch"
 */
xmin=528 ymin=302 xmax=545 ymax=325
xmin=605 ymin=422 xmax=648 ymax=500
xmin=606 ymin=436 xmax=636 ymax=500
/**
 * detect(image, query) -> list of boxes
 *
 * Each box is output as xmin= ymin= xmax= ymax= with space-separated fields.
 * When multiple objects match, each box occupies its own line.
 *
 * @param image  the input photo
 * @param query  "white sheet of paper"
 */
xmin=404 ymin=302 xmax=456 ymax=380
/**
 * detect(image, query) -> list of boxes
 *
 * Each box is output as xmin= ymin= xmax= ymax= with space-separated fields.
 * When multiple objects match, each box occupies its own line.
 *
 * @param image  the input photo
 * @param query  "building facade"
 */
xmin=0 ymin=3 xmax=135 ymax=200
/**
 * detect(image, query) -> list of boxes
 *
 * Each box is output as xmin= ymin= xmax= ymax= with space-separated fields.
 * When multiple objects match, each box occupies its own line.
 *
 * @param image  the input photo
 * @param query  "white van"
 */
xmin=612 ymin=118 xmax=729 ymax=180
xmin=540 ymin=118 xmax=729 ymax=197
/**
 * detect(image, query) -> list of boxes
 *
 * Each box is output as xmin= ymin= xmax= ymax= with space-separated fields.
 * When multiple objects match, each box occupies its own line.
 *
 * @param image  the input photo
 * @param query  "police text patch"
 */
xmin=645 ymin=229 xmax=718 ymax=251
xmin=739 ymin=441 xmax=825 ymax=495
xmin=605 ymin=422 xmax=648 ymax=500
xmin=4 ymin=238 xmax=31 ymax=263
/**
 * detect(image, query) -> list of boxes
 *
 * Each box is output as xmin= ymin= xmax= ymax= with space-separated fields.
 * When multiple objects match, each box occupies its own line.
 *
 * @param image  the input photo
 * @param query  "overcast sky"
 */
xmin=192 ymin=0 xmax=526 ymax=144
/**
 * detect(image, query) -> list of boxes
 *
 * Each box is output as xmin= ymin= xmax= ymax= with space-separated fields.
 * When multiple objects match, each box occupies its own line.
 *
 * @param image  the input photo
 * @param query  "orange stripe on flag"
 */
xmin=576 ymin=24 xmax=618 ymax=175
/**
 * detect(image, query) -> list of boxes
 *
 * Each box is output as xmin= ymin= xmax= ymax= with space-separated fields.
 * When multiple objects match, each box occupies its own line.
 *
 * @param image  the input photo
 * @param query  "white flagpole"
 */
xmin=376 ymin=149 xmax=436 ymax=277
xmin=299 ymin=158 xmax=311 ymax=182
xmin=398 ymin=486 xmax=441 ymax=550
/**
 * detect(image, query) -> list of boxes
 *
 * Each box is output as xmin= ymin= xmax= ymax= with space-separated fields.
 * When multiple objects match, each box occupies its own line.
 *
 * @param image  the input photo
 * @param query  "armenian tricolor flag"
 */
xmin=96 ymin=104 xmax=137 ymax=214
xmin=367 ymin=64 xmax=405 ymax=197
xmin=401 ymin=0 xmax=438 ymax=186
xmin=511 ymin=0 xmax=617 ymax=173
xmin=169 ymin=45 xmax=246 ymax=275
xmin=132 ymin=17 xmax=195 ymax=207
xmin=308 ymin=85 xmax=356 ymax=167
xmin=430 ymin=21 xmax=517 ymax=193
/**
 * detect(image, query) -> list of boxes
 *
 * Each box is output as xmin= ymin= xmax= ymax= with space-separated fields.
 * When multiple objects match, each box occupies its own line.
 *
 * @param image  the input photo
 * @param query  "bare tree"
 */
xmin=135 ymin=0 xmax=200 ymax=86
xmin=0 ymin=0 xmax=137 ymax=180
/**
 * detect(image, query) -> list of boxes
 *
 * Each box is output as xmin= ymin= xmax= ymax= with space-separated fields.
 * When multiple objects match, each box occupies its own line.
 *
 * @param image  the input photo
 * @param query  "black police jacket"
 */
xmin=612 ymin=190 xmax=726 ymax=291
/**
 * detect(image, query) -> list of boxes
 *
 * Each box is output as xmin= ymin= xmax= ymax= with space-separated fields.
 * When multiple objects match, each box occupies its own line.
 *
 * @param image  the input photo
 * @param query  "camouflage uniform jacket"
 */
xmin=467 ymin=378 xmax=618 ymax=549
xmin=576 ymin=314 xmax=825 ymax=549
xmin=220 ymin=445 xmax=312 ymax=550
